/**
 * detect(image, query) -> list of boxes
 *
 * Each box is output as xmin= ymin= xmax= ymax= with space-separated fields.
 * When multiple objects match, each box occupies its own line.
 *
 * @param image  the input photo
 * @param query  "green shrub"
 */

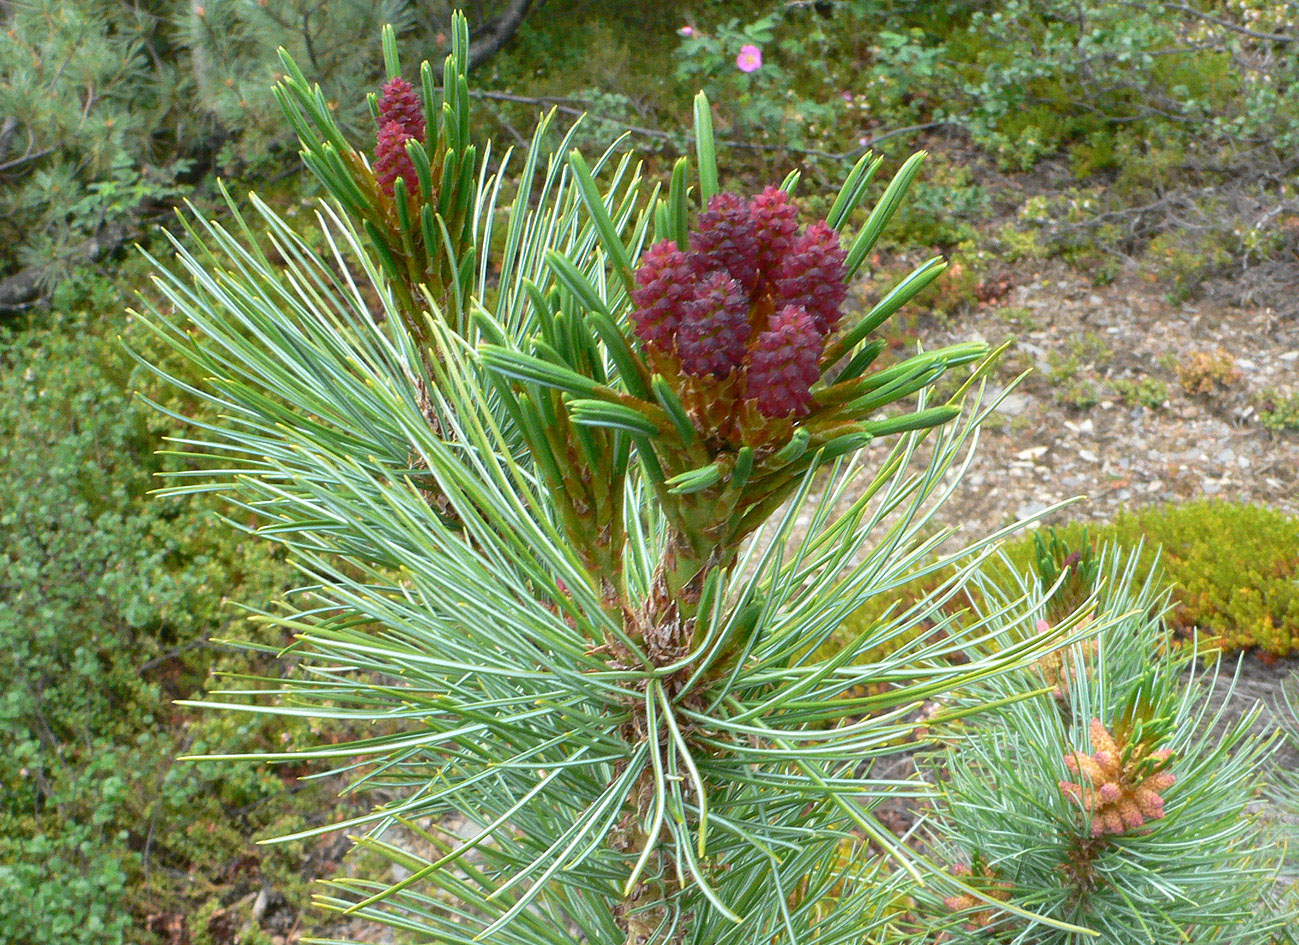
xmin=0 ymin=270 xmax=353 ymax=943
xmin=1110 ymin=375 xmax=1169 ymax=410
xmin=671 ymin=5 xmax=842 ymax=150
xmin=1258 ymin=389 xmax=1299 ymax=434
xmin=1103 ymin=503 xmax=1299 ymax=659
xmin=1147 ymin=227 xmax=1237 ymax=303
xmin=1176 ymin=347 xmax=1242 ymax=395
xmin=830 ymin=501 xmax=1299 ymax=662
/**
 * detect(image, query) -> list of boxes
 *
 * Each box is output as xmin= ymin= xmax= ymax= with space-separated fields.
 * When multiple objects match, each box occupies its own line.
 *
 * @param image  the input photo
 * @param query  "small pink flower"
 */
xmin=736 ymin=44 xmax=763 ymax=73
xmin=678 ymin=25 xmax=694 ymax=37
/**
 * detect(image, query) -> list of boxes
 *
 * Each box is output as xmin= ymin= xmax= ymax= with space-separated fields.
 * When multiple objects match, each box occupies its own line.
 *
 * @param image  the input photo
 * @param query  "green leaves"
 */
xmin=845 ymin=150 xmax=928 ymax=279
xmin=567 ymin=398 xmax=664 ymax=437
xmin=824 ymin=255 xmax=948 ymax=366
xmin=567 ymin=151 xmax=636 ymax=292
xmin=693 ymin=92 xmax=719 ymax=203
xmin=827 ymin=151 xmax=884 ymax=231
xmin=480 ymin=346 xmax=602 ymax=398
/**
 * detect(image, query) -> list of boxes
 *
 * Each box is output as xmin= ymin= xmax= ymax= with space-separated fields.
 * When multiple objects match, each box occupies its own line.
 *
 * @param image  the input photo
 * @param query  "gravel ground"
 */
xmin=919 ymin=259 xmax=1299 ymax=535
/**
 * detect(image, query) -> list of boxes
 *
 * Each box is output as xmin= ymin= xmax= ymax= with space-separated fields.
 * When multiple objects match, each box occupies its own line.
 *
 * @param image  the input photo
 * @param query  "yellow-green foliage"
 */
xmin=1258 ymin=389 xmax=1299 ymax=434
xmin=1097 ymin=502 xmax=1299 ymax=659
xmin=829 ymin=502 xmax=1299 ymax=665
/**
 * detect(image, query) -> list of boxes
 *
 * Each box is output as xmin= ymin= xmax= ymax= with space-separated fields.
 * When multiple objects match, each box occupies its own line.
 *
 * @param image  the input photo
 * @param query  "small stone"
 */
xmin=1279 ymin=351 xmax=1298 ymax=362
xmin=998 ymin=392 xmax=1029 ymax=416
xmin=1015 ymin=445 xmax=1048 ymax=460
xmin=1078 ymin=449 xmax=1099 ymax=463
xmin=1018 ymin=501 xmax=1049 ymax=519
xmin=1077 ymin=418 xmax=1094 ymax=435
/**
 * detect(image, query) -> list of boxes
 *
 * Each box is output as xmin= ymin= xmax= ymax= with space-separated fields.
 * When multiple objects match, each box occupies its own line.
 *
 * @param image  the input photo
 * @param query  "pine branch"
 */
xmin=467 ymin=0 xmax=540 ymax=69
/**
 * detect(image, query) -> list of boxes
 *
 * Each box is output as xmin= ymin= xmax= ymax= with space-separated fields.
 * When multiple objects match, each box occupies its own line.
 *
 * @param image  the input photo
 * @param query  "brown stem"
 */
xmin=467 ymin=0 xmax=539 ymax=70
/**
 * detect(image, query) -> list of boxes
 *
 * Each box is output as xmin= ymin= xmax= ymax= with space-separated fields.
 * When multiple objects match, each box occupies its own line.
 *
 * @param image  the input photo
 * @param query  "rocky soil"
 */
xmin=921 ymin=258 xmax=1298 ymax=536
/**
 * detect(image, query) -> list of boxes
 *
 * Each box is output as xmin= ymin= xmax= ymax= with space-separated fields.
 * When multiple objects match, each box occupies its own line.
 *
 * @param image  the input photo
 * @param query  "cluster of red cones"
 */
xmin=631 ymin=188 xmax=848 ymax=423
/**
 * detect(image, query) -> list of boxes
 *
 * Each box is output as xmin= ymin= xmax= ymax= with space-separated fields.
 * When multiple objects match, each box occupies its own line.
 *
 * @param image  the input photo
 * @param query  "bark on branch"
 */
xmin=467 ymin=0 xmax=537 ymax=70
xmin=0 ymin=222 xmax=132 ymax=315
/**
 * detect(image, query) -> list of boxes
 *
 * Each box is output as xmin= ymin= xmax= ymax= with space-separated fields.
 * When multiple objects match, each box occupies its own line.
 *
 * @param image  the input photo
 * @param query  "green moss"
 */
xmin=827 ymin=502 xmax=1299 ymax=666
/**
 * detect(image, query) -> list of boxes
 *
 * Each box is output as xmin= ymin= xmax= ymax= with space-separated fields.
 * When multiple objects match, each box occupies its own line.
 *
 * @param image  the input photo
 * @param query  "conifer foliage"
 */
xmin=918 ymin=545 xmax=1290 ymax=944
xmin=138 ymin=15 xmax=1130 ymax=945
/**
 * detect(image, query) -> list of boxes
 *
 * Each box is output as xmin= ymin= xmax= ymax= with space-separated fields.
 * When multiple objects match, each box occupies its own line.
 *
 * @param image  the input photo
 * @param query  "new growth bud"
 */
xmin=746 ymin=306 xmax=823 ymax=418
xmin=1058 ymin=718 xmax=1176 ymax=837
xmin=375 ymin=121 xmax=420 ymax=199
xmin=941 ymin=860 xmax=1012 ymax=931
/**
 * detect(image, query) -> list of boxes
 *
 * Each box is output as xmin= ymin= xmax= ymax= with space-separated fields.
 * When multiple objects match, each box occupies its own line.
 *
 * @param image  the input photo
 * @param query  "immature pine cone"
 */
xmin=745 ymin=305 xmax=823 ymax=418
xmin=1058 ymin=718 xmax=1176 ymax=837
xmin=677 ymin=271 xmax=751 ymax=378
xmin=751 ymin=185 xmax=800 ymax=281
xmin=630 ymin=241 xmax=698 ymax=353
xmin=378 ymin=77 xmax=426 ymax=142
xmin=374 ymin=120 xmax=420 ymax=199
xmin=942 ymin=861 xmax=1011 ymax=932
xmin=773 ymin=221 xmax=849 ymax=335
xmin=689 ymin=192 xmax=761 ymax=293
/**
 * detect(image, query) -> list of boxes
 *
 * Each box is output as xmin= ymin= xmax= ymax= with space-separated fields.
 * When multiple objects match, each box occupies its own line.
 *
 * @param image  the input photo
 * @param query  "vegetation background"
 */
xmin=2 ymin=1 xmax=1298 ymax=942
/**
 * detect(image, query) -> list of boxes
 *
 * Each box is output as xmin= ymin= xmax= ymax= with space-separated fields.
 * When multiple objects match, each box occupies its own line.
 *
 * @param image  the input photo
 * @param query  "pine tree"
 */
xmin=136 ymin=16 xmax=1099 ymax=943
xmin=918 ymin=543 xmax=1292 ymax=943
